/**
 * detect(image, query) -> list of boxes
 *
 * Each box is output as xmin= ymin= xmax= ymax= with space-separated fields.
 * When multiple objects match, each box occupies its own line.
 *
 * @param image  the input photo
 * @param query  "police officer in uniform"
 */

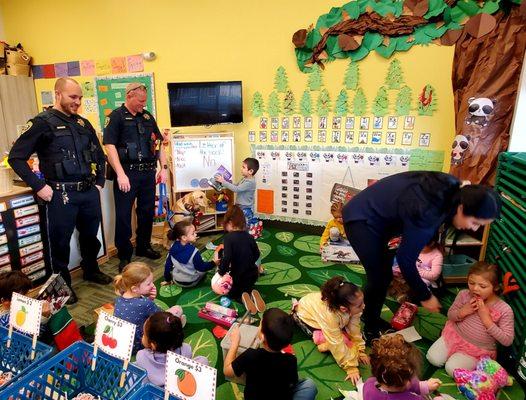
xmin=103 ymin=83 xmax=168 ymax=272
xmin=9 ymin=78 xmax=112 ymax=304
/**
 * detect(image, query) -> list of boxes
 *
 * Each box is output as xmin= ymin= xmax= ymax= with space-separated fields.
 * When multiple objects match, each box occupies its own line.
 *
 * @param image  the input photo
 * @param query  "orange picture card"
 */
xmin=257 ymin=189 xmax=274 ymax=214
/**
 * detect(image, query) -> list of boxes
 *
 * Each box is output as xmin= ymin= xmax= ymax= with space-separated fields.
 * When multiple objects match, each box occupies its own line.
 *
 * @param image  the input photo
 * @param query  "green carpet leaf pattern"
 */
xmin=299 ymin=255 xmax=335 ymax=269
xmin=159 ymin=284 xmax=183 ymax=298
xmin=153 ymin=298 xmax=169 ymax=310
xmin=346 ymin=263 xmax=366 ymax=275
xmin=275 ymin=231 xmax=295 ymax=243
xmin=216 ymin=382 xmax=245 ymax=399
xmin=178 ymin=287 xmax=219 ymax=324
xmin=276 ymin=245 xmax=298 ymax=257
xmin=259 ymin=229 xmax=271 ymax=240
xmin=186 ymin=328 xmax=219 ymax=368
xmin=256 ymin=262 xmax=301 ymax=285
xmin=264 ymin=300 xmax=293 ymax=314
xmin=257 ymin=242 xmax=272 ymax=261
xmin=294 ymin=340 xmax=356 ymax=399
xmin=293 ymin=235 xmax=321 ymax=253
xmin=278 ymin=284 xmax=320 ymax=298
xmin=307 ymin=269 xmax=363 ymax=287
xmin=413 ymin=307 xmax=448 ymax=342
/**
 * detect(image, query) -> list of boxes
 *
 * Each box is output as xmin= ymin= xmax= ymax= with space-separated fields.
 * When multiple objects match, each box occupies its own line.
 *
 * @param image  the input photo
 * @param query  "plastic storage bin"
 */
xmin=0 ymin=326 xmax=54 ymax=393
xmin=442 ymin=254 xmax=477 ymax=282
xmin=125 ymin=383 xmax=179 ymax=400
xmin=220 ymin=322 xmax=260 ymax=385
xmin=1 ymin=341 xmax=146 ymax=399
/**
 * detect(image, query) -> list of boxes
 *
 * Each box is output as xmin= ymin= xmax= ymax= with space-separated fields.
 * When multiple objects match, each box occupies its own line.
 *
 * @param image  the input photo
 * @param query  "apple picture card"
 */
xmin=165 ymin=351 xmax=217 ymax=400
xmin=9 ymin=292 xmax=43 ymax=336
xmin=94 ymin=311 xmax=136 ymax=361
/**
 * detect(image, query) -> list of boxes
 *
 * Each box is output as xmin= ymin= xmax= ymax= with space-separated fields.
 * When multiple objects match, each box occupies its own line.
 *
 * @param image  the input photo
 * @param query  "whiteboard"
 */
xmin=171 ymin=135 xmax=234 ymax=191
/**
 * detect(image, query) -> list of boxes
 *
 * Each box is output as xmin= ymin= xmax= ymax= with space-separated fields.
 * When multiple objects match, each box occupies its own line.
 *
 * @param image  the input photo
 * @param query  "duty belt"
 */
xmin=46 ymin=178 xmax=94 ymax=192
xmin=126 ymin=162 xmax=157 ymax=171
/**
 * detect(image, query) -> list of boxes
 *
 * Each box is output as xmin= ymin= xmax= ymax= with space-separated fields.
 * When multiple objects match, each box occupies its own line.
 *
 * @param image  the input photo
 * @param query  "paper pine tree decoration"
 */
xmin=372 ymin=86 xmax=389 ymax=116
xmin=251 ymin=91 xmax=265 ymax=117
xmin=267 ymin=91 xmax=282 ymax=117
xmin=283 ymin=89 xmax=296 ymax=116
xmin=395 ymin=86 xmax=412 ymax=116
xmin=343 ymin=61 xmax=360 ymax=90
xmin=274 ymin=66 xmax=289 ymax=93
xmin=418 ymin=84 xmax=437 ymax=116
xmin=308 ymin=65 xmax=323 ymax=91
xmin=352 ymin=87 xmax=368 ymax=116
xmin=334 ymin=89 xmax=349 ymax=116
xmin=316 ymin=88 xmax=331 ymax=116
xmin=300 ymin=90 xmax=312 ymax=117
xmin=385 ymin=59 xmax=405 ymax=90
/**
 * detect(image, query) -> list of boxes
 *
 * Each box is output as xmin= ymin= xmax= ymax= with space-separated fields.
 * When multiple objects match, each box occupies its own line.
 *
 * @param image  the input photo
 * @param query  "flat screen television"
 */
xmin=167 ymin=81 xmax=243 ymax=127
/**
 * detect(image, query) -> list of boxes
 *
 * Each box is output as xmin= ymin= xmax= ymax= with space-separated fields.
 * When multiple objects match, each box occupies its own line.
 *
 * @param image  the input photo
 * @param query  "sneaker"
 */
xmin=84 ymin=271 xmax=113 ymax=285
xmin=66 ymin=289 xmax=78 ymax=305
xmin=241 ymin=292 xmax=257 ymax=314
xmin=136 ymin=247 xmax=161 ymax=259
xmin=251 ymin=290 xmax=266 ymax=313
xmin=118 ymin=259 xmax=129 ymax=273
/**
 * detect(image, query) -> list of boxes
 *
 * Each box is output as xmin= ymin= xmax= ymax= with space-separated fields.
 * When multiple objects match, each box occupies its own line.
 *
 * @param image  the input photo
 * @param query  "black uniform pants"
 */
xmin=345 ymin=220 xmax=395 ymax=335
xmin=45 ymin=186 xmax=102 ymax=287
xmin=113 ymin=169 xmax=156 ymax=261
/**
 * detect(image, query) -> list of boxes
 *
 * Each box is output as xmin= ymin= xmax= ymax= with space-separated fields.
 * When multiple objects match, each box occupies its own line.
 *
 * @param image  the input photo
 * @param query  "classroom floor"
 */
xmin=66 ymin=224 xmax=524 ymax=400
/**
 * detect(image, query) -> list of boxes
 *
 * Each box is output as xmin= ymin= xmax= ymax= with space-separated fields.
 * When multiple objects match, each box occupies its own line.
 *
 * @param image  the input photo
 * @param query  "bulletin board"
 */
xmin=171 ymin=134 xmax=234 ymax=192
xmin=94 ymin=73 xmax=156 ymax=129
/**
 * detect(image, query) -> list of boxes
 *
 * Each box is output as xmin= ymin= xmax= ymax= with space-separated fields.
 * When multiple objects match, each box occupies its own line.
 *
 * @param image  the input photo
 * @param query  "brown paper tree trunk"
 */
xmin=449 ymin=8 xmax=526 ymax=184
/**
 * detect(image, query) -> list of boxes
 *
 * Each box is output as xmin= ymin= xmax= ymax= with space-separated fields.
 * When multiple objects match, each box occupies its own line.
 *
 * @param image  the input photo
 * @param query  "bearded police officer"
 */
xmin=9 ymin=78 xmax=112 ymax=304
xmin=103 ymin=83 xmax=168 ymax=272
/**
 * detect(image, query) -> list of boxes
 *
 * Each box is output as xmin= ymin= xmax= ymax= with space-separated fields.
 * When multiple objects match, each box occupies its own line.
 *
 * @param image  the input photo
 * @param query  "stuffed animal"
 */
xmin=453 ymin=356 xmax=513 ymax=400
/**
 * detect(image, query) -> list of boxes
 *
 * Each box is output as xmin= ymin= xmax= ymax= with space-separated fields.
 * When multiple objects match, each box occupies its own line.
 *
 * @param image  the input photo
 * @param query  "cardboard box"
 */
xmin=220 ymin=323 xmax=260 ymax=384
xmin=6 ymin=63 xmax=30 ymax=76
xmin=5 ymin=49 xmax=30 ymax=65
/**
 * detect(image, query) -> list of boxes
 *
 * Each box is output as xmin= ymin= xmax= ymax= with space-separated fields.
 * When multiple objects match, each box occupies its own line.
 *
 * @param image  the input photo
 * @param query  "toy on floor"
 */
xmin=453 ymin=356 xmax=513 ymax=400
xmin=198 ymin=301 xmax=238 ymax=328
xmin=211 ymin=272 xmax=233 ymax=295
xmin=391 ymin=302 xmax=418 ymax=331
xmin=321 ymin=242 xmax=360 ymax=263
xmin=248 ymin=220 xmax=263 ymax=239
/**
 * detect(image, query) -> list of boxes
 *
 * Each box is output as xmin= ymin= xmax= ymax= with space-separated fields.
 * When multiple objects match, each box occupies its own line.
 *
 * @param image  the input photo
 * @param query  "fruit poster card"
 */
xmin=95 ymin=311 xmax=136 ymax=361
xmin=9 ymin=292 xmax=43 ymax=336
xmin=165 ymin=351 xmax=217 ymax=400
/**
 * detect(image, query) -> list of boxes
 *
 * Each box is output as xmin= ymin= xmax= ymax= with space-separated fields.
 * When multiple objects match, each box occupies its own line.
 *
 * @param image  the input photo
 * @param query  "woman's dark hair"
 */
xmin=321 ymin=276 xmax=362 ymax=312
xmin=0 ymin=271 xmax=32 ymax=302
xmin=458 ymin=185 xmax=501 ymax=219
xmin=144 ymin=311 xmax=184 ymax=353
xmin=223 ymin=205 xmax=246 ymax=230
xmin=167 ymin=219 xmax=193 ymax=241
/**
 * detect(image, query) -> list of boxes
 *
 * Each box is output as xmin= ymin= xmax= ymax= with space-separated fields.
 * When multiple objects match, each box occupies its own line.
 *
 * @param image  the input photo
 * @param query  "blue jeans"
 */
xmin=293 ymin=378 xmax=318 ymax=400
xmin=240 ymin=205 xmax=257 ymax=226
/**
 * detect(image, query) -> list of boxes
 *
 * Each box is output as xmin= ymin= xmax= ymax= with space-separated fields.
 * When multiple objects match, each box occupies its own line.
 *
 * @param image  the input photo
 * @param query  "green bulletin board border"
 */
xmin=94 ymin=73 xmax=156 ymax=130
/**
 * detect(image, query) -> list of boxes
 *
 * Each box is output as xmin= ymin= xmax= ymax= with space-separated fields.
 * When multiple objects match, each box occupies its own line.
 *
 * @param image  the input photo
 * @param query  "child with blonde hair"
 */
xmin=114 ymin=262 xmax=185 ymax=353
xmin=320 ymin=202 xmax=346 ymax=250
xmin=427 ymin=262 xmax=514 ymax=376
xmin=136 ymin=311 xmax=208 ymax=387
xmin=364 ymin=334 xmax=442 ymax=399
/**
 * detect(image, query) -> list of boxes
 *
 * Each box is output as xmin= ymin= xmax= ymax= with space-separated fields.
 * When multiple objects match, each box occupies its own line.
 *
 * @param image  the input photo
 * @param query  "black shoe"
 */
xmin=136 ymin=247 xmax=161 ymax=259
xmin=84 ymin=271 xmax=113 ymax=285
xmin=66 ymin=289 xmax=78 ymax=305
xmin=118 ymin=259 xmax=130 ymax=273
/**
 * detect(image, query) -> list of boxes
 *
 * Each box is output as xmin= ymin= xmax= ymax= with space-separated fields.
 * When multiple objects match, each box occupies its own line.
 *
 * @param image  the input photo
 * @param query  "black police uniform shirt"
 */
xmin=8 ymin=109 xmax=106 ymax=192
xmin=102 ymin=104 xmax=162 ymax=164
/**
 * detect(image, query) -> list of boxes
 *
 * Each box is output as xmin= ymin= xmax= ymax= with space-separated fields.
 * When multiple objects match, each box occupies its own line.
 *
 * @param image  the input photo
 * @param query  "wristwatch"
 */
xmin=162 ymin=164 xmax=168 ymax=169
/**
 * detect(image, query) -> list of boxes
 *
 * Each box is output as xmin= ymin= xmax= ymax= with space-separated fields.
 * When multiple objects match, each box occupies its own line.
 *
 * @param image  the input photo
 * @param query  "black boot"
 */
xmin=84 ymin=270 xmax=113 ymax=285
xmin=118 ymin=259 xmax=130 ymax=273
xmin=66 ymin=288 xmax=78 ymax=305
xmin=136 ymin=246 xmax=161 ymax=259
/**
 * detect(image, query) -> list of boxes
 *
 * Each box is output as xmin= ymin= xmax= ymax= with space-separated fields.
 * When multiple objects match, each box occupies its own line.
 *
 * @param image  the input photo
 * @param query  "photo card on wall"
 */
xmin=345 ymin=131 xmax=354 ymax=144
xmin=345 ymin=117 xmax=355 ymax=129
xmin=281 ymin=130 xmax=289 ymax=142
xmin=304 ymin=117 xmax=312 ymax=129
xmin=387 ymin=116 xmax=398 ymax=129
xmin=293 ymin=116 xmax=301 ymax=129
xmin=318 ymin=130 xmax=327 ymax=142
xmin=271 ymin=118 xmax=279 ymax=129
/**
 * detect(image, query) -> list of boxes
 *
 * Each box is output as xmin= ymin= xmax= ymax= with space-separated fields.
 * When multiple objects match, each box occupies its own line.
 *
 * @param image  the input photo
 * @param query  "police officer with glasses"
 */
xmin=9 ymin=78 xmax=112 ymax=304
xmin=103 ymin=82 xmax=167 ymax=272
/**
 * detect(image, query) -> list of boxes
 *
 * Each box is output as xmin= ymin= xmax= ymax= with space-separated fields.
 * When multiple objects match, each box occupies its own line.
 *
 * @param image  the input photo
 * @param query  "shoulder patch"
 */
xmin=143 ymin=113 xmax=151 ymax=120
xmin=104 ymin=117 xmax=110 ymax=128
xmin=77 ymin=118 xmax=85 ymax=127
xmin=18 ymin=121 xmax=33 ymax=135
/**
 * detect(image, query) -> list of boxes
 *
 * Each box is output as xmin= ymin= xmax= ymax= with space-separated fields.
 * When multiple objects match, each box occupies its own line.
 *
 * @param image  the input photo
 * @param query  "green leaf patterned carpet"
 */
xmin=153 ymin=226 xmax=524 ymax=400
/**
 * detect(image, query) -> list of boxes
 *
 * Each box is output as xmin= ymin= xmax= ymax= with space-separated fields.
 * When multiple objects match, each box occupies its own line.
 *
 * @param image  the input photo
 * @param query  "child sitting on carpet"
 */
xmin=293 ymin=276 xmax=369 ymax=385
xmin=224 ymin=308 xmax=318 ymax=400
xmin=0 ymin=270 xmax=83 ymax=350
xmin=426 ymin=262 xmax=514 ymax=376
xmin=217 ymin=205 xmax=260 ymax=300
xmin=319 ymin=201 xmax=346 ymax=251
xmin=136 ymin=311 xmax=208 ymax=387
xmin=114 ymin=262 xmax=186 ymax=353
xmin=164 ymin=220 xmax=218 ymax=287
xmin=364 ymin=334 xmax=442 ymax=399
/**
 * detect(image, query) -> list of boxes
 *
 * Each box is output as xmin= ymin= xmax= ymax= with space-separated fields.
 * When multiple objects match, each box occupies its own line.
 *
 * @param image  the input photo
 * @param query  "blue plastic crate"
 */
xmin=125 ymin=383 xmax=179 ymax=400
xmin=1 ymin=341 xmax=146 ymax=399
xmin=0 ymin=325 xmax=53 ymax=392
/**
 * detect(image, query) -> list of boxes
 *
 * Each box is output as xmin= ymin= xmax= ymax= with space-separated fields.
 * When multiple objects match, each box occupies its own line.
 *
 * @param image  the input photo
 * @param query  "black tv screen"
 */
xmin=168 ymin=81 xmax=243 ymax=127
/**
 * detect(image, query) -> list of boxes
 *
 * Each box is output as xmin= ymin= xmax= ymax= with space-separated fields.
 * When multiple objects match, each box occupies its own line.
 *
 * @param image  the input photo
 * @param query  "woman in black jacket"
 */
xmin=342 ymin=171 xmax=501 ymax=343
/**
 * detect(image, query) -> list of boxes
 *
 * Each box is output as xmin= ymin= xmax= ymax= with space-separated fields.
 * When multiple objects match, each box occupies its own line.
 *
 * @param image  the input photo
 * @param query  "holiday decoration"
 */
xmin=385 ymin=59 xmax=405 ymax=90
xmin=418 ymin=84 xmax=437 ymax=116
xmin=395 ymin=86 xmax=413 ymax=116
xmin=251 ymin=91 xmax=265 ymax=117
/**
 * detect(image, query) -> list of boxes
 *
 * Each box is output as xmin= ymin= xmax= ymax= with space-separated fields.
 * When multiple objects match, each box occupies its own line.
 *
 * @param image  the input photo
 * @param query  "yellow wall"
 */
xmin=1 ymin=0 xmax=456 ymax=177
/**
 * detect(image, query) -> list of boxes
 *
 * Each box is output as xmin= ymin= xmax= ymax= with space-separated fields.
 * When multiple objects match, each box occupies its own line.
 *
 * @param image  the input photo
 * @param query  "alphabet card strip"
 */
xmin=165 ymin=351 xmax=217 ymax=400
